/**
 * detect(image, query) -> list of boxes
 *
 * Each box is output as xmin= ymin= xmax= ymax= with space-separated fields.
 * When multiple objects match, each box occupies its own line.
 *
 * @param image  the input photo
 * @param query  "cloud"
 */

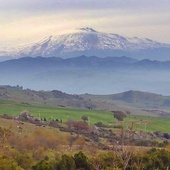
xmin=0 ymin=0 xmax=170 ymax=13
xmin=0 ymin=0 xmax=170 ymax=48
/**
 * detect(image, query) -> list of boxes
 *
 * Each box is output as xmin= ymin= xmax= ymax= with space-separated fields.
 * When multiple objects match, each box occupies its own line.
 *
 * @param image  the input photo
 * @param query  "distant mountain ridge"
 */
xmin=1 ymin=27 xmax=170 ymax=61
xmin=1 ymin=55 xmax=170 ymax=70
xmin=1 ymin=56 xmax=170 ymax=95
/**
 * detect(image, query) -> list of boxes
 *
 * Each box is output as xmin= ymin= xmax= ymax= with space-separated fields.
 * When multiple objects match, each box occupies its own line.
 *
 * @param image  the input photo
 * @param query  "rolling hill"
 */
xmin=1 ymin=86 xmax=170 ymax=117
xmin=81 ymin=90 xmax=170 ymax=110
xmin=0 ymin=85 xmax=117 ymax=111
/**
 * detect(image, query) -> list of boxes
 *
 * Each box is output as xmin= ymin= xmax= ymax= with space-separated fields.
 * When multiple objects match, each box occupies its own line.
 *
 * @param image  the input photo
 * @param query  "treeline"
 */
xmin=0 ymin=149 xmax=170 ymax=170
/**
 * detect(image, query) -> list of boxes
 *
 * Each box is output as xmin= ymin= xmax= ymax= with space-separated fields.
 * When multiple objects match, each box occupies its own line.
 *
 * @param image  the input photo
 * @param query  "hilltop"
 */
xmin=81 ymin=90 xmax=170 ymax=116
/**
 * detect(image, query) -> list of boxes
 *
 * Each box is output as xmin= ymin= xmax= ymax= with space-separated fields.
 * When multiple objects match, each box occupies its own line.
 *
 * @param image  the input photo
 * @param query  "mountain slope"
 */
xmin=1 ymin=27 xmax=170 ymax=60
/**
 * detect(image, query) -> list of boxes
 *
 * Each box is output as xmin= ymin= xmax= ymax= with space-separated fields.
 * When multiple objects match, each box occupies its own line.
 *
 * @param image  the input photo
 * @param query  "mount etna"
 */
xmin=0 ymin=28 xmax=170 ymax=95
xmin=1 ymin=27 xmax=170 ymax=61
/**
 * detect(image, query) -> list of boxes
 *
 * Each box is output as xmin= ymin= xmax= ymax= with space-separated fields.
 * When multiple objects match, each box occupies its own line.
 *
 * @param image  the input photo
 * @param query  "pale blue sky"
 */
xmin=0 ymin=0 xmax=170 ymax=48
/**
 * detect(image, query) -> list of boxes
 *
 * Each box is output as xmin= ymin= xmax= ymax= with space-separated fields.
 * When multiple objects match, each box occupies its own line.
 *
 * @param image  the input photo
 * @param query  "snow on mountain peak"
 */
xmin=1 ymin=27 xmax=170 ymax=60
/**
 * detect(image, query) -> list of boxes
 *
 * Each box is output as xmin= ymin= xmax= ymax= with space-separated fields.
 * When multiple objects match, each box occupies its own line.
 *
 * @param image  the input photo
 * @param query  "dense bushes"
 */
xmin=32 ymin=151 xmax=92 ymax=170
xmin=32 ymin=160 xmax=52 ymax=170
xmin=0 ymin=156 xmax=23 ymax=170
xmin=0 ymin=148 xmax=170 ymax=169
xmin=56 ymin=155 xmax=76 ymax=170
xmin=74 ymin=151 xmax=91 ymax=170
xmin=1 ymin=124 xmax=170 ymax=170
xmin=30 ymin=149 xmax=170 ymax=170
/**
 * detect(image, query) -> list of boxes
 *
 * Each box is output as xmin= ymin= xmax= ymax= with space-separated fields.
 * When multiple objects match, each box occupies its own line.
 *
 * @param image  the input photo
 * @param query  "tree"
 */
xmin=163 ymin=133 xmax=170 ymax=139
xmin=56 ymin=155 xmax=76 ymax=170
xmin=0 ymin=156 xmax=23 ymax=170
xmin=14 ymin=153 xmax=33 ymax=170
xmin=74 ymin=151 xmax=91 ymax=170
xmin=67 ymin=120 xmax=90 ymax=132
xmin=112 ymin=111 xmax=127 ymax=121
xmin=81 ymin=116 xmax=88 ymax=123
xmin=126 ymin=111 xmax=131 ymax=117
xmin=0 ymin=127 xmax=11 ymax=148
xmin=112 ymin=120 xmax=136 ymax=170
xmin=32 ymin=160 xmax=52 ymax=170
xmin=99 ymin=152 xmax=121 ymax=170
xmin=144 ymin=148 xmax=170 ymax=170
xmin=95 ymin=122 xmax=105 ymax=127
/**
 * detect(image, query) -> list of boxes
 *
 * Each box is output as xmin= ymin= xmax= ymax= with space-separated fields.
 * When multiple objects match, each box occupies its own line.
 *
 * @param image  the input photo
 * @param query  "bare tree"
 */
xmin=0 ymin=127 xmax=11 ymax=148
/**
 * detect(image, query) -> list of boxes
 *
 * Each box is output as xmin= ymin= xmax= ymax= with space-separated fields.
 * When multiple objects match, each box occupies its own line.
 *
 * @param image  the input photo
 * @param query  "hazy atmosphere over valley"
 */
xmin=0 ymin=0 xmax=170 ymax=95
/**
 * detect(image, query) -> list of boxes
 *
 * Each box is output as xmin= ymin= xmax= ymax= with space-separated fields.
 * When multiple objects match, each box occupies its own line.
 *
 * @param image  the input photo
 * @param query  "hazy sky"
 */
xmin=0 ymin=0 xmax=170 ymax=48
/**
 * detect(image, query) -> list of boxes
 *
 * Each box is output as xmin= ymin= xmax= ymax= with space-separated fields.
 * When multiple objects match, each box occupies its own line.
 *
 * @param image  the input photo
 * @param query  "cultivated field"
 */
xmin=1 ymin=100 xmax=170 ymax=133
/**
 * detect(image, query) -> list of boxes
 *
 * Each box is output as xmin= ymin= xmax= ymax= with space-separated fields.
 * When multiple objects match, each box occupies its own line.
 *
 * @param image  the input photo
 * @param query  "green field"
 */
xmin=123 ymin=116 xmax=170 ymax=133
xmin=0 ymin=100 xmax=170 ymax=133
xmin=0 ymin=100 xmax=114 ymax=124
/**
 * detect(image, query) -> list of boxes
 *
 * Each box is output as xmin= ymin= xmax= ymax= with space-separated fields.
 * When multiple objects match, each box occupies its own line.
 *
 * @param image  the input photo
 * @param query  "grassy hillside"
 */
xmin=82 ymin=90 xmax=170 ymax=109
xmin=0 ymin=86 xmax=170 ymax=133
xmin=0 ymin=86 xmax=118 ymax=111
xmin=0 ymin=99 xmax=112 ymax=124
xmin=0 ymin=99 xmax=170 ymax=133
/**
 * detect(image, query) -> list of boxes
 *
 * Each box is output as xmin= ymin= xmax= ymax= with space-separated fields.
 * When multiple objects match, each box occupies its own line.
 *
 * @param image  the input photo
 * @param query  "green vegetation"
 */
xmin=0 ymin=86 xmax=170 ymax=169
xmin=127 ymin=116 xmax=170 ymax=133
xmin=0 ymin=112 xmax=170 ymax=169
xmin=0 ymin=100 xmax=170 ymax=133
xmin=1 ymin=87 xmax=170 ymax=169
xmin=0 ymin=101 xmax=113 ymax=124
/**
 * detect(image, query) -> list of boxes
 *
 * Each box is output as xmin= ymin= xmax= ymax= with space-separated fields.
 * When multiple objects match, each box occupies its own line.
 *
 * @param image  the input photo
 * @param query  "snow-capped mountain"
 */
xmin=1 ymin=27 xmax=170 ymax=60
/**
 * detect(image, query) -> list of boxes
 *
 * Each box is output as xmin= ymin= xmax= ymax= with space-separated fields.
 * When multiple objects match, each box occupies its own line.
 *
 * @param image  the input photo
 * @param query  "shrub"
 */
xmin=56 ymin=155 xmax=76 ymax=170
xmin=112 ymin=111 xmax=127 ymax=121
xmin=0 ymin=156 xmax=23 ymax=170
xmin=32 ymin=160 xmax=52 ymax=170
xmin=74 ymin=151 xmax=91 ymax=170
xmin=95 ymin=122 xmax=105 ymax=127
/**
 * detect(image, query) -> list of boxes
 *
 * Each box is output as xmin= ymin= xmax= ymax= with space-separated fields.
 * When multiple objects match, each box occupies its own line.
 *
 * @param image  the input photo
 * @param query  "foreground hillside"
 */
xmin=0 ymin=86 xmax=170 ymax=169
xmin=0 ymin=114 xmax=170 ymax=169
